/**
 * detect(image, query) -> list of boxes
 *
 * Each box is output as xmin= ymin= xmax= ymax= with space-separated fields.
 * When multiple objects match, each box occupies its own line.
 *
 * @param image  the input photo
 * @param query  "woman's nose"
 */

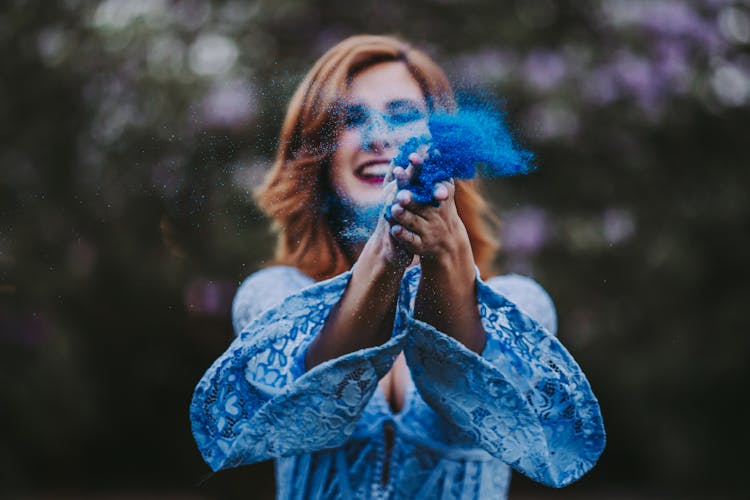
xmin=360 ymin=114 xmax=393 ymax=152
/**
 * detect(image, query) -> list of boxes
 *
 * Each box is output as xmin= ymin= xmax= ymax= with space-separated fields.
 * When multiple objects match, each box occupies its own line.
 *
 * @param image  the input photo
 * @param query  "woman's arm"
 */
xmin=191 ymin=265 xmax=415 ymax=471
xmin=191 ymin=179 xmax=419 ymax=471
xmin=305 ymin=181 xmax=414 ymax=370
xmin=412 ymin=199 xmax=486 ymax=355
xmin=399 ymin=270 xmax=605 ymax=487
xmin=231 ymin=266 xmax=314 ymax=336
xmin=388 ymin=156 xmax=605 ymax=486
xmin=387 ymin=155 xmax=486 ymax=354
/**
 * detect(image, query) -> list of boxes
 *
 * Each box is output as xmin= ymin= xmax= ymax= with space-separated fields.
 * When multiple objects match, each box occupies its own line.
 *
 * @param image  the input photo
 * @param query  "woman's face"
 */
xmin=329 ymin=61 xmax=430 ymax=206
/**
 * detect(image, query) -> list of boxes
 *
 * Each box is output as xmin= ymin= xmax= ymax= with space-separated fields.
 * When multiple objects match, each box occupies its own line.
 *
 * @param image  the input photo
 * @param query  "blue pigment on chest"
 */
xmin=393 ymin=107 xmax=534 ymax=204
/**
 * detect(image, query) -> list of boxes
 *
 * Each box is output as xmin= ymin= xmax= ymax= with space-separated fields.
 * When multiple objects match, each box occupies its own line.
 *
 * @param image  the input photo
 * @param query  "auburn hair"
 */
xmin=255 ymin=35 xmax=499 ymax=281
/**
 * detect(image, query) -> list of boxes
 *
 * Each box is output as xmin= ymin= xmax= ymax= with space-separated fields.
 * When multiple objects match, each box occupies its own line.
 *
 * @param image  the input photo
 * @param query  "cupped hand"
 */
xmin=386 ymin=152 xmax=471 ymax=263
xmin=358 ymin=167 xmax=414 ymax=270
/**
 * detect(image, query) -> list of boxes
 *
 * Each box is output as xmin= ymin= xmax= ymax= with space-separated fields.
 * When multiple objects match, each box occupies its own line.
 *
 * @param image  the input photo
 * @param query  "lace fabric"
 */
xmin=190 ymin=265 xmax=605 ymax=498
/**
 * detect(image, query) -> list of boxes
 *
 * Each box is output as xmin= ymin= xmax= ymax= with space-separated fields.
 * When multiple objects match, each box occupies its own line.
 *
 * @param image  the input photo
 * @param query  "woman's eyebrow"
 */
xmin=385 ymin=99 xmax=426 ymax=112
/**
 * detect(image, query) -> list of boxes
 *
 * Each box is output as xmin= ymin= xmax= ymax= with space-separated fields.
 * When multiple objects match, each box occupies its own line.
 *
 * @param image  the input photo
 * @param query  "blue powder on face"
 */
xmin=324 ymin=192 xmax=383 ymax=247
xmin=392 ymin=106 xmax=535 ymax=204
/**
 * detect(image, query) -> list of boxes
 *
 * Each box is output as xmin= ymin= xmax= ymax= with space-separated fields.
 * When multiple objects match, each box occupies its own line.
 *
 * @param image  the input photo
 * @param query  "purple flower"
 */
xmin=200 ymin=80 xmax=257 ymax=129
xmin=602 ymin=208 xmax=636 ymax=244
xmin=522 ymin=50 xmax=568 ymax=91
xmin=613 ymin=52 xmax=661 ymax=109
xmin=523 ymin=103 xmax=580 ymax=140
xmin=583 ymin=67 xmax=620 ymax=105
xmin=640 ymin=1 xmax=705 ymax=37
xmin=653 ymin=39 xmax=692 ymax=93
xmin=184 ymin=279 xmax=234 ymax=316
xmin=449 ymin=49 xmax=517 ymax=86
xmin=502 ymin=206 xmax=551 ymax=254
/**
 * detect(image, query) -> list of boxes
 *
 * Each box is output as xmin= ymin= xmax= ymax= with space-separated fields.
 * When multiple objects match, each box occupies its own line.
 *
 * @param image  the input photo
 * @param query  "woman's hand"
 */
xmin=385 ymin=152 xmax=487 ymax=355
xmin=386 ymin=153 xmax=472 ymax=266
xmin=363 ymin=175 xmax=414 ymax=271
xmin=307 ymin=164 xmax=415 ymax=370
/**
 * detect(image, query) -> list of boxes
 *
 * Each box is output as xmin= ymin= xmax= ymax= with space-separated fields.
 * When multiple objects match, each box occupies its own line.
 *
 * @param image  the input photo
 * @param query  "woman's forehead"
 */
xmin=346 ymin=61 xmax=426 ymax=109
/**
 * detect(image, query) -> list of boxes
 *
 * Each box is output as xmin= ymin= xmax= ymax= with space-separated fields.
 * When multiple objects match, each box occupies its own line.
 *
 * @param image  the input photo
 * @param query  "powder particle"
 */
xmin=393 ymin=107 xmax=534 ymax=204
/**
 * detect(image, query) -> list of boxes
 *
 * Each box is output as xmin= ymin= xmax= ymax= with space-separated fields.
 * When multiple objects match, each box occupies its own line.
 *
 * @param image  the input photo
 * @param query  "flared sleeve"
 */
xmin=401 ymin=267 xmax=606 ymax=487
xmin=190 ymin=266 xmax=409 ymax=471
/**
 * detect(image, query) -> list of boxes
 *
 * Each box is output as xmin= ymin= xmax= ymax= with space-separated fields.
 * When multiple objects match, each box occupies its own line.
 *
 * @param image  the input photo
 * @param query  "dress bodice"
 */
xmin=190 ymin=265 xmax=605 ymax=499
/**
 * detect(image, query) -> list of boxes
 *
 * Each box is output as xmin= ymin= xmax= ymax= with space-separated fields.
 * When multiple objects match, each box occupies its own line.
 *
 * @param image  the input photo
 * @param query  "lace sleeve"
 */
xmin=190 ymin=270 xmax=410 ymax=472
xmin=484 ymin=274 xmax=558 ymax=337
xmin=231 ymin=266 xmax=314 ymax=336
xmin=402 ymin=268 xmax=605 ymax=487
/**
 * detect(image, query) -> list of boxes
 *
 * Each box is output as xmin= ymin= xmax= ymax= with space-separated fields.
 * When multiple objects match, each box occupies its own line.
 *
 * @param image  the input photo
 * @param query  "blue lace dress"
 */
xmin=190 ymin=265 xmax=605 ymax=499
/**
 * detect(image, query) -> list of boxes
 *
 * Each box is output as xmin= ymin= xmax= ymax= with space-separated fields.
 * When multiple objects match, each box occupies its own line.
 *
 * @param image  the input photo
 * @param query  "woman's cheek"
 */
xmin=392 ymin=119 xmax=430 ymax=148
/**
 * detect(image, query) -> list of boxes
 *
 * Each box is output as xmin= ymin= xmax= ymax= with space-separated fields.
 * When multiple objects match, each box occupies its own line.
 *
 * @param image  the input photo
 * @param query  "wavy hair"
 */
xmin=255 ymin=35 xmax=499 ymax=281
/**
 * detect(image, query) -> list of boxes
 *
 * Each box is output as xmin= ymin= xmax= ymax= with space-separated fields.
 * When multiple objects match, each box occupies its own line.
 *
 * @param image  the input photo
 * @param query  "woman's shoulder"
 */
xmin=485 ymin=272 xmax=551 ymax=296
xmin=234 ymin=265 xmax=315 ymax=304
xmin=484 ymin=273 xmax=558 ymax=336
xmin=238 ymin=265 xmax=314 ymax=289
xmin=231 ymin=265 xmax=315 ymax=335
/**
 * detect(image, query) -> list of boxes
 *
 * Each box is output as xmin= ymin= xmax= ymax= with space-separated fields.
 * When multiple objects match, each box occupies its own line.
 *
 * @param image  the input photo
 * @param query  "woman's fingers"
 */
xmin=393 ymin=152 xmax=424 ymax=189
xmin=381 ymin=177 xmax=399 ymax=206
xmin=395 ymin=189 xmax=435 ymax=218
xmin=396 ymin=189 xmax=412 ymax=206
xmin=390 ymin=224 xmax=423 ymax=251
xmin=433 ymin=180 xmax=454 ymax=202
xmin=433 ymin=183 xmax=449 ymax=201
xmin=383 ymin=161 xmax=395 ymax=184
xmin=408 ymin=152 xmax=424 ymax=166
xmin=399 ymin=164 xmax=416 ymax=189
xmin=392 ymin=166 xmax=408 ymax=188
xmin=390 ymin=202 xmax=427 ymax=231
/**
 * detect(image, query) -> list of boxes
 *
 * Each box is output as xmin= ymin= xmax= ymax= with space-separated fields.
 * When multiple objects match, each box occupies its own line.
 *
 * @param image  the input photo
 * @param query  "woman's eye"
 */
xmin=386 ymin=110 xmax=425 ymax=125
xmin=344 ymin=105 xmax=368 ymax=127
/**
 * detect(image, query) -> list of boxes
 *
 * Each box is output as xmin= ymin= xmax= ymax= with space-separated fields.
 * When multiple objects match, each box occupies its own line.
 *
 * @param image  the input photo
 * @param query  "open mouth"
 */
xmin=355 ymin=160 xmax=390 ymax=186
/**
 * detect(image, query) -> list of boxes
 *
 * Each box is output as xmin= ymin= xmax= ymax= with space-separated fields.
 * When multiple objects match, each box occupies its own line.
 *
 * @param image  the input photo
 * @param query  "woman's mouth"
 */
xmin=355 ymin=160 xmax=390 ymax=186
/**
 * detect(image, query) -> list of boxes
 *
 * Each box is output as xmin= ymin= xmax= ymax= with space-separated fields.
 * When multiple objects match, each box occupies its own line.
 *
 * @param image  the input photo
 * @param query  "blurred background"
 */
xmin=2 ymin=0 xmax=749 ymax=498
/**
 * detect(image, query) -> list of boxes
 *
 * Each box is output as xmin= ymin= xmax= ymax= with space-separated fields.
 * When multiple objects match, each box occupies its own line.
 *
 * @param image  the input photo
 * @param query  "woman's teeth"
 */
xmin=356 ymin=164 xmax=388 ymax=184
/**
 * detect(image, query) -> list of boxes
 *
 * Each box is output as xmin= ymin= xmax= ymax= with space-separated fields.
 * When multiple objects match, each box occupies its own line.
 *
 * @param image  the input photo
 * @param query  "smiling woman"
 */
xmin=252 ymin=35 xmax=498 ymax=282
xmin=326 ymin=62 xmax=431 ymax=257
xmin=190 ymin=35 xmax=605 ymax=499
xmin=330 ymin=62 xmax=429 ymax=205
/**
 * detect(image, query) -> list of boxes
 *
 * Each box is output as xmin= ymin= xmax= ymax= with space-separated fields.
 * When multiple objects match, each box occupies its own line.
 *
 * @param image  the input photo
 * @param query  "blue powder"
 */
xmin=324 ymin=191 xmax=383 ymax=247
xmin=392 ymin=106 xmax=534 ymax=204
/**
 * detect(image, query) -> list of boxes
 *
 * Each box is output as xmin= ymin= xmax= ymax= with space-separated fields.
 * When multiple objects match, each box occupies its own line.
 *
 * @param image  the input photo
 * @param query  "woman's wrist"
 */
xmin=358 ymin=235 xmax=408 ymax=290
xmin=362 ymin=226 xmax=411 ymax=273
xmin=310 ymin=232 xmax=406 ymax=370
xmin=420 ymin=229 xmax=475 ymax=285
xmin=415 ymin=232 xmax=485 ymax=354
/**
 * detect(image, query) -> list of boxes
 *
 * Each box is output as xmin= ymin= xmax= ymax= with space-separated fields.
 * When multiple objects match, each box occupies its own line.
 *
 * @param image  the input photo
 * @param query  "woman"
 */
xmin=190 ymin=35 xmax=605 ymax=499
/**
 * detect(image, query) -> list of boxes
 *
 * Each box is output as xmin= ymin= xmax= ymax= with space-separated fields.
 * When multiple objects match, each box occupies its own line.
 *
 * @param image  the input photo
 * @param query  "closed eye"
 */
xmin=384 ymin=99 xmax=426 ymax=126
xmin=385 ymin=109 xmax=425 ymax=125
xmin=344 ymin=104 xmax=369 ymax=128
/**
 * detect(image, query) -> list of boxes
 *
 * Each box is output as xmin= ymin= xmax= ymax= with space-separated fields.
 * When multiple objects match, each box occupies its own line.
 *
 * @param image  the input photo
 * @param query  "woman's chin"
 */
xmin=350 ymin=185 xmax=386 ymax=206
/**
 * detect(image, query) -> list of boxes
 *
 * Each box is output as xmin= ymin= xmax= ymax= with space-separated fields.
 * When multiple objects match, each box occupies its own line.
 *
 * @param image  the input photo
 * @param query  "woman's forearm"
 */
xmin=415 ymin=241 xmax=487 ymax=355
xmin=305 ymin=239 xmax=407 ymax=371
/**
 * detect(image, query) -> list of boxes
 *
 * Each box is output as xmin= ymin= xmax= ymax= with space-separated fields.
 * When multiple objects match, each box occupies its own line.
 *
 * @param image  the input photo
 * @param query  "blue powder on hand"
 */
xmin=392 ymin=106 xmax=534 ymax=204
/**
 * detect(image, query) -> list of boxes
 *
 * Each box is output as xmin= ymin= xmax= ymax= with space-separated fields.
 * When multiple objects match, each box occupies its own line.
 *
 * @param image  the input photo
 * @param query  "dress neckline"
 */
xmin=374 ymin=373 xmax=416 ymax=419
